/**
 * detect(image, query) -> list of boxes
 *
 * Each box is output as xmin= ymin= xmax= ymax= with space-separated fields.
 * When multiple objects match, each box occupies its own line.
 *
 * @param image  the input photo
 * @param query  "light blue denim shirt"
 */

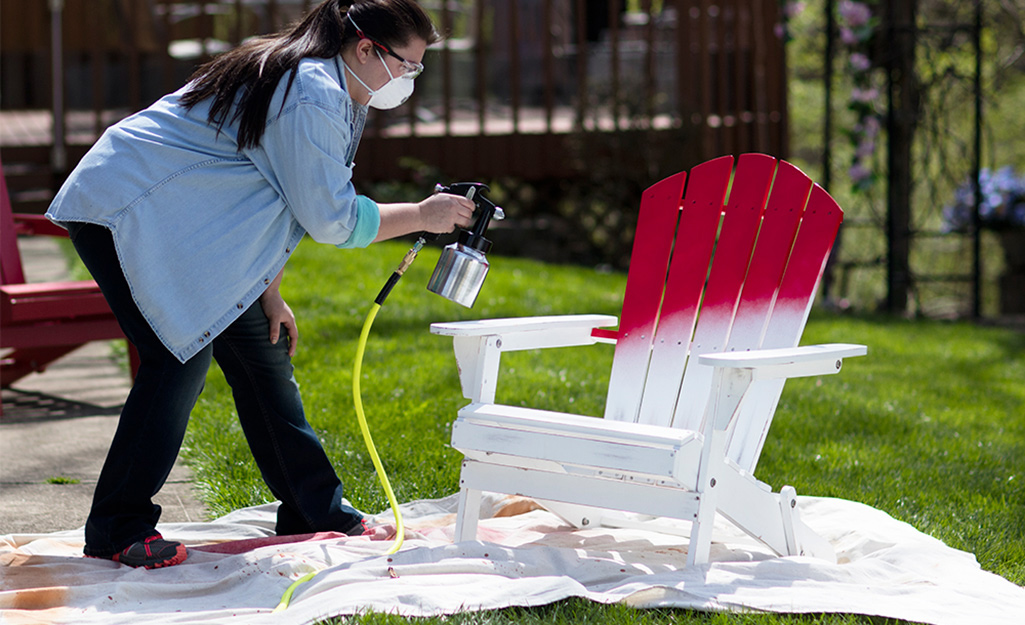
xmin=47 ymin=56 xmax=378 ymax=363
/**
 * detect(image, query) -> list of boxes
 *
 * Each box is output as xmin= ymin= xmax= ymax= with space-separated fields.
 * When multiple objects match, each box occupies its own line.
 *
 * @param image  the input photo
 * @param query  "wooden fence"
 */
xmin=1 ymin=0 xmax=787 ymax=212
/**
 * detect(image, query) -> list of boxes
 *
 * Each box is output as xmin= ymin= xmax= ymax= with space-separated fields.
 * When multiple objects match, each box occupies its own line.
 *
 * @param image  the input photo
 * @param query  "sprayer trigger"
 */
xmin=465 ymin=187 xmax=476 ymax=201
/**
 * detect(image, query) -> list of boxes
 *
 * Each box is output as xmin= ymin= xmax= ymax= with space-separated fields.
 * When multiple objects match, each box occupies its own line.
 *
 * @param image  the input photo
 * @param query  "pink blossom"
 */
xmin=850 ymin=52 xmax=871 ymax=72
xmin=839 ymin=1 xmax=872 ymax=28
xmin=856 ymin=140 xmax=875 ymax=158
xmin=785 ymin=1 xmax=806 ymax=19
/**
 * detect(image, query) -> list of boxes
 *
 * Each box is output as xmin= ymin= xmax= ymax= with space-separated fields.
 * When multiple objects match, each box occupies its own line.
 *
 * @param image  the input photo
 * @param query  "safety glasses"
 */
xmin=348 ymin=16 xmax=425 ymax=79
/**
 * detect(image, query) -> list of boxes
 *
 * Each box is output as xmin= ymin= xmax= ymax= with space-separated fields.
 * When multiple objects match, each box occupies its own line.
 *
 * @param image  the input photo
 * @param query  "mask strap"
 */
xmin=347 ymin=13 xmax=367 ymax=40
xmin=342 ymin=60 xmax=375 ymax=96
xmin=347 ymin=13 xmax=399 ymax=81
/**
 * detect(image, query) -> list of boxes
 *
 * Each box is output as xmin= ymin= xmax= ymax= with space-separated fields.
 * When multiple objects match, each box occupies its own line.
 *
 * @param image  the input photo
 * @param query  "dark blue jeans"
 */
xmin=68 ymin=223 xmax=362 ymax=556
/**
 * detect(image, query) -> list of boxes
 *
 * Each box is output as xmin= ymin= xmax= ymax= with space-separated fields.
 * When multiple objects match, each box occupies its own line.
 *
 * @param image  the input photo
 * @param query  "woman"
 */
xmin=46 ymin=0 xmax=473 ymax=569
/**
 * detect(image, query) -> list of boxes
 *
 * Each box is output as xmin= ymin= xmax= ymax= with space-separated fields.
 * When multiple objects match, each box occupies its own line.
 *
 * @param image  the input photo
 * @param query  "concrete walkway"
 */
xmin=0 ymin=236 xmax=207 ymax=535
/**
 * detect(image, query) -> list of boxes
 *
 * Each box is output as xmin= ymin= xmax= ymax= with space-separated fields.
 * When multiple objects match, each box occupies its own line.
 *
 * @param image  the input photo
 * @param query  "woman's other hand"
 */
xmin=259 ymin=270 xmax=298 ymax=357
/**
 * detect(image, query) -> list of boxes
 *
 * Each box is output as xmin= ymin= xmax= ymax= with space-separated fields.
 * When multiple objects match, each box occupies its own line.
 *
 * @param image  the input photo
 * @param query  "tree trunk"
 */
xmin=885 ymin=0 xmax=919 ymax=314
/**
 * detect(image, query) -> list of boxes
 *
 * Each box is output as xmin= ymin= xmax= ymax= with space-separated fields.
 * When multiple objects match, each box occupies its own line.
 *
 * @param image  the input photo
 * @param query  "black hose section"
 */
xmin=375 ymin=272 xmax=402 ymax=306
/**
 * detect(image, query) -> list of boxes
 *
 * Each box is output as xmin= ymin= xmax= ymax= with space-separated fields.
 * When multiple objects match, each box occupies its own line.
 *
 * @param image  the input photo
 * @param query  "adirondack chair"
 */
xmin=430 ymin=154 xmax=866 ymax=565
xmin=1 ymin=159 xmax=138 ymax=390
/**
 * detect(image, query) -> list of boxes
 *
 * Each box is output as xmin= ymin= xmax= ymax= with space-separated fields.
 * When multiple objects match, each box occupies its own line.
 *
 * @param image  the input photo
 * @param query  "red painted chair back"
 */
xmin=598 ymin=154 xmax=843 ymax=470
xmin=1 ymin=160 xmax=27 ymax=285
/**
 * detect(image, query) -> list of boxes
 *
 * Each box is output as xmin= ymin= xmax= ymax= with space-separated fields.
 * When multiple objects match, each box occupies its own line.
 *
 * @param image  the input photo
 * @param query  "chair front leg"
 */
xmin=455 ymin=481 xmax=483 ymax=542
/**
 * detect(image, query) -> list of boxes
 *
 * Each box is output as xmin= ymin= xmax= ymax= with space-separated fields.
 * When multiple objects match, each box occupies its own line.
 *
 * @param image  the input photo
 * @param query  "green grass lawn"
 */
xmin=182 ymin=239 xmax=1024 ymax=624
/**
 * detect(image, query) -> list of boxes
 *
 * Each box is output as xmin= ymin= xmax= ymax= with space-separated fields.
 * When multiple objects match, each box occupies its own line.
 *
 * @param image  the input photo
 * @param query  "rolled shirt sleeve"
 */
xmin=339 ymin=195 xmax=380 ymax=249
xmin=248 ymin=62 xmax=378 ymax=247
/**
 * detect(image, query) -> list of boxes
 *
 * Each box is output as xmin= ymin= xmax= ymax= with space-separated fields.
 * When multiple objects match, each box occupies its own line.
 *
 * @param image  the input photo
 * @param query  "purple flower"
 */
xmin=785 ymin=1 xmax=806 ymax=19
xmin=851 ymin=87 xmax=880 ymax=103
xmin=849 ymin=163 xmax=872 ymax=183
xmin=840 ymin=27 xmax=860 ymax=46
xmin=839 ymin=1 xmax=872 ymax=28
xmin=856 ymin=140 xmax=875 ymax=158
xmin=942 ymin=167 xmax=1025 ymax=231
xmin=850 ymin=52 xmax=871 ymax=72
xmin=858 ymin=115 xmax=882 ymax=138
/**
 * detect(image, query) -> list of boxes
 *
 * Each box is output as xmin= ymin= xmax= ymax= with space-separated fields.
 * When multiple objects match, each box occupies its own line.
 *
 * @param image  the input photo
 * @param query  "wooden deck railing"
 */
xmin=1 ymin=0 xmax=787 ymax=209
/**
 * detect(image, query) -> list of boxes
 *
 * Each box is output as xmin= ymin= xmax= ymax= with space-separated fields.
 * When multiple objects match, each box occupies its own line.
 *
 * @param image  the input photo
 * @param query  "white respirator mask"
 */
xmin=343 ymin=15 xmax=421 ymax=110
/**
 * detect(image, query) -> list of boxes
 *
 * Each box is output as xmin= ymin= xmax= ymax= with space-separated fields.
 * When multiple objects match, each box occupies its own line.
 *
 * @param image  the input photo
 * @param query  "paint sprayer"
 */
xmin=374 ymin=182 xmax=504 ymax=308
xmin=276 ymin=182 xmax=504 ymax=611
xmin=355 ymin=185 xmax=501 ymax=548
xmin=426 ymin=182 xmax=505 ymax=307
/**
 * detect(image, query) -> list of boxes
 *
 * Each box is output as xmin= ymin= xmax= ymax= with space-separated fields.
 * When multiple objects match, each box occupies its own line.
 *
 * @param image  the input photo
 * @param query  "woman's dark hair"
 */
xmin=180 ymin=0 xmax=438 ymax=150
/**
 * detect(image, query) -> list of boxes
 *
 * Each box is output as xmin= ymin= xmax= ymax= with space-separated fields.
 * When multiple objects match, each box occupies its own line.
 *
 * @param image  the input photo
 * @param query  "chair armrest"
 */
xmin=698 ymin=343 xmax=867 ymax=380
xmin=430 ymin=314 xmax=618 ymax=352
xmin=2 ymin=281 xmax=109 ymax=322
xmin=699 ymin=344 xmax=867 ymax=461
xmin=430 ymin=315 xmax=618 ymax=403
xmin=12 ymin=214 xmax=68 ymax=238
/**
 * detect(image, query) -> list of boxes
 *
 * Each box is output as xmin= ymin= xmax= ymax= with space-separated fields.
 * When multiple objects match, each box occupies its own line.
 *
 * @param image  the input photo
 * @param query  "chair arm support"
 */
xmin=700 ymin=344 xmax=867 ymax=450
xmin=430 ymin=315 xmax=618 ymax=403
xmin=697 ymin=343 xmax=867 ymax=380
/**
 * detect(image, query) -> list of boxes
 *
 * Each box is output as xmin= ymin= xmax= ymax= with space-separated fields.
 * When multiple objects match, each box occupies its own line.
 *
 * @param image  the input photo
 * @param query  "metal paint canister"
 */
xmin=427 ymin=241 xmax=490 ymax=308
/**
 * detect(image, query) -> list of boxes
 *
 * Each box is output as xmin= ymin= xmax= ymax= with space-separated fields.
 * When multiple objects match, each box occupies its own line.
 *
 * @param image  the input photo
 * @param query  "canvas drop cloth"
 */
xmin=2 ymin=492 xmax=1022 ymax=625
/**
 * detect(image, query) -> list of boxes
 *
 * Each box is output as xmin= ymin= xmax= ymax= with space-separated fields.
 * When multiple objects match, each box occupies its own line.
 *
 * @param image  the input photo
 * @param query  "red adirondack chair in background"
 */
xmin=431 ymin=154 xmax=866 ymax=565
xmin=1 ymin=160 xmax=138 ymax=394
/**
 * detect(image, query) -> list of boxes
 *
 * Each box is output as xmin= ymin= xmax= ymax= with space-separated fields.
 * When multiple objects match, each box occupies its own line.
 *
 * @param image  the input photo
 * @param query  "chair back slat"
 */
xmin=762 ymin=184 xmax=844 ymax=348
xmin=726 ymin=183 xmax=845 ymax=471
xmin=603 ymin=154 xmax=843 ymax=452
xmin=724 ymin=159 xmax=813 ymax=352
xmin=603 ymin=171 xmax=687 ymax=422
xmin=636 ymin=156 xmax=733 ymax=426
xmin=1 ymin=160 xmax=27 ymax=286
xmin=679 ymin=160 xmax=812 ymax=437
xmin=670 ymin=154 xmax=777 ymax=431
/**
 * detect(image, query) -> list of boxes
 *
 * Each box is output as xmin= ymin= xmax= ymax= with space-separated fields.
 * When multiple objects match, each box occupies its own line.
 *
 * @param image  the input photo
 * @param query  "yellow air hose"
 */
xmin=352 ymin=301 xmax=405 ymax=555
xmin=274 ymin=240 xmax=425 ymax=612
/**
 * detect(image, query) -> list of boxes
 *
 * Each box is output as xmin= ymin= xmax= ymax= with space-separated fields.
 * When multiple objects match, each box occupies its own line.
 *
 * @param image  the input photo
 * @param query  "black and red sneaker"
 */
xmin=345 ymin=517 xmax=370 ymax=537
xmin=108 ymin=534 xmax=187 ymax=569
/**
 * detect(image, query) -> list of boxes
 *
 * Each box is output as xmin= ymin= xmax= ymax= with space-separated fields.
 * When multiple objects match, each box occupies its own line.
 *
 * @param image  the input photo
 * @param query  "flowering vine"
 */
xmin=837 ymin=0 xmax=882 ymax=192
xmin=776 ymin=1 xmax=806 ymax=43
